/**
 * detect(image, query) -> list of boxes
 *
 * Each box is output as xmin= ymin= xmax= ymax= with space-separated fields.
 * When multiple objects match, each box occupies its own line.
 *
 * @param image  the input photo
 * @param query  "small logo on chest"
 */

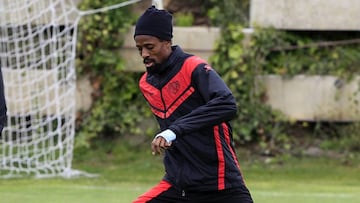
xmin=204 ymin=64 xmax=212 ymax=72
xmin=167 ymin=81 xmax=180 ymax=95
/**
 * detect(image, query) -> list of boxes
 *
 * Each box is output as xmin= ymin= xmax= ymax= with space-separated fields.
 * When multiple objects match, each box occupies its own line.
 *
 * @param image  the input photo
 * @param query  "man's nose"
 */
xmin=141 ymin=49 xmax=150 ymax=58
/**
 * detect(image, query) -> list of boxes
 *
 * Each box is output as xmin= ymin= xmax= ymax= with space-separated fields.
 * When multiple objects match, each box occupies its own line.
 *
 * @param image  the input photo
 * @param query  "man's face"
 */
xmin=135 ymin=35 xmax=172 ymax=68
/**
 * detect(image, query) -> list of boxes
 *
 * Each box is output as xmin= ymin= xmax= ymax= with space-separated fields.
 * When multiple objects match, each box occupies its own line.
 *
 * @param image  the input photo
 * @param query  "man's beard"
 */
xmin=143 ymin=58 xmax=162 ymax=74
xmin=144 ymin=58 xmax=160 ymax=68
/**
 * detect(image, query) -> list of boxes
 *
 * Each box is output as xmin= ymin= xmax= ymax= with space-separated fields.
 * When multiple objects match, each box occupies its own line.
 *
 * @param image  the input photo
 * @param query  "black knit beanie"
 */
xmin=134 ymin=6 xmax=173 ymax=41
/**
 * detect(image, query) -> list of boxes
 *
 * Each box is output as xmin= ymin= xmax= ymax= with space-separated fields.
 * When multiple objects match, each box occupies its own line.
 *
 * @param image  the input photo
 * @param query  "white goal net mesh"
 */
xmin=0 ymin=0 xmax=80 ymax=178
xmin=0 ymin=0 xmax=144 ymax=178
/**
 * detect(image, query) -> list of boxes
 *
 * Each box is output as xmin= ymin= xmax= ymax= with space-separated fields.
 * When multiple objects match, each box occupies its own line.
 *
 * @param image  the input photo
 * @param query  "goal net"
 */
xmin=0 ymin=0 xmax=144 ymax=178
xmin=0 ymin=0 xmax=81 ymax=178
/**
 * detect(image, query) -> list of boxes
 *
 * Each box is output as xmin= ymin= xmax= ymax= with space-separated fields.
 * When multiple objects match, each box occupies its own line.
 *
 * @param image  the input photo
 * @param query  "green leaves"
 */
xmin=209 ymin=2 xmax=360 ymax=153
xmin=74 ymin=0 xmax=360 ymax=153
xmin=253 ymin=29 xmax=360 ymax=78
xmin=228 ymin=44 xmax=243 ymax=60
xmin=75 ymin=0 xmax=153 ymax=148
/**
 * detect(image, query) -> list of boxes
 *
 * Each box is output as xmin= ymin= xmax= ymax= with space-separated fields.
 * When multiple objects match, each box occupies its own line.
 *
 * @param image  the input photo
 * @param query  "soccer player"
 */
xmin=132 ymin=6 xmax=253 ymax=203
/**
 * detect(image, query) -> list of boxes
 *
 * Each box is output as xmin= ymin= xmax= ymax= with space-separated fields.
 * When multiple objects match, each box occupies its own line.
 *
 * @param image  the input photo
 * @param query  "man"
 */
xmin=0 ymin=66 xmax=6 ymax=133
xmin=132 ymin=6 xmax=253 ymax=203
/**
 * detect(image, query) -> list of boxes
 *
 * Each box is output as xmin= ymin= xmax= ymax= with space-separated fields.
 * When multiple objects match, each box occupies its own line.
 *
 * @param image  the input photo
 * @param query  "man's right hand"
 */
xmin=151 ymin=129 xmax=176 ymax=155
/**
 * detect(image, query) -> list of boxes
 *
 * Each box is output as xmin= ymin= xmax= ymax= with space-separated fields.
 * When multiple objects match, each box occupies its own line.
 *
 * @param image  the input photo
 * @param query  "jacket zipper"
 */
xmin=160 ymin=89 xmax=167 ymax=122
xmin=160 ymin=83 xmax=185 ymax=198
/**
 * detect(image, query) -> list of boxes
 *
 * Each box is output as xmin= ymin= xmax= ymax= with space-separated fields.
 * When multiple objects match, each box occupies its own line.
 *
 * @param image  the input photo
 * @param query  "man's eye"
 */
xmin=146 ymin=46 xmax=154 ymax=50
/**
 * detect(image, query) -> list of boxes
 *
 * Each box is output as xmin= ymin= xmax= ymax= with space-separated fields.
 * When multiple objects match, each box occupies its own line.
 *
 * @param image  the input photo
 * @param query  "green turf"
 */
xmin=0 ymin=179 xmax=150 ymax=203
xmin=1 ymin=142 xmax=359 ymax=203
xmin=1 ymin=176 xmax=359 ymax=203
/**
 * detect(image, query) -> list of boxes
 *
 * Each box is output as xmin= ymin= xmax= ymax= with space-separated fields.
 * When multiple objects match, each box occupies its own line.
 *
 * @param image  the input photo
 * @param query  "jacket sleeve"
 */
xmin=0 ymin=68 xmax=7 ymax=133
xmin=168 ymin=63 xmax=237 ymax=137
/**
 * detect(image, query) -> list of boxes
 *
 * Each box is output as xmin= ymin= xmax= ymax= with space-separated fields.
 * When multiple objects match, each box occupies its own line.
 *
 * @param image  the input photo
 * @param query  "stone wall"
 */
xmin=121 ymin=26 xmax=220 ymax=71
xmin=250 ymin=0 xmax=360 ymax=30
xmin=3 ymin=1 xmax=359 ymax=121
xmin=257 ymin=75 xmax=360 ymax=121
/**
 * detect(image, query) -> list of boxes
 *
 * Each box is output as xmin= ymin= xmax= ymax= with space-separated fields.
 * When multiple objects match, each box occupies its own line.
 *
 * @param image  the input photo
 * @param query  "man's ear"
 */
xmin=166 ymin=40 xmax=172 ymax=49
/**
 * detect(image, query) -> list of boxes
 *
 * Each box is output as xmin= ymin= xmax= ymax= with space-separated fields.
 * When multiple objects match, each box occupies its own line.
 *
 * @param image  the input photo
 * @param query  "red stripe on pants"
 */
xmin=132 ymin=180 xmax=172 ymax=203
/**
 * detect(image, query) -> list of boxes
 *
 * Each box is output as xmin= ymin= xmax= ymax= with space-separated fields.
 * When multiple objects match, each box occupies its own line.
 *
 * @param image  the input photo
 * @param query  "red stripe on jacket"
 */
xmin=214 ymin=125 xmax=225 ymax=190
xmin=222 ymin=123 xmax=240 ymax=169
xmin=140 ymin=56 xmax=206 ymax=119
xmin=222 ymin=123 xmax=247 ymax=186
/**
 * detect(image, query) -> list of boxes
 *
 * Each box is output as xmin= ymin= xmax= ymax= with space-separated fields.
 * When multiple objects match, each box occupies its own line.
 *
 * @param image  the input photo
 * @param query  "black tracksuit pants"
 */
xmin=133 ymin=180 xmax=253 ymax=203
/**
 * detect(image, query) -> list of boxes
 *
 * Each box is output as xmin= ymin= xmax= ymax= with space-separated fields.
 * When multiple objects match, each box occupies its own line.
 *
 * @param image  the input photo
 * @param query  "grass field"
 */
xmin=1 ymin=140 xmax=359 ymax=203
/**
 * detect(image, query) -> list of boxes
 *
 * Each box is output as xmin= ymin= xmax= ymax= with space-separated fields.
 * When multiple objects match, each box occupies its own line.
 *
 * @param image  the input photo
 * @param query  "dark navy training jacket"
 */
xmin=139 ymin=46 xmax=246 ymax=192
